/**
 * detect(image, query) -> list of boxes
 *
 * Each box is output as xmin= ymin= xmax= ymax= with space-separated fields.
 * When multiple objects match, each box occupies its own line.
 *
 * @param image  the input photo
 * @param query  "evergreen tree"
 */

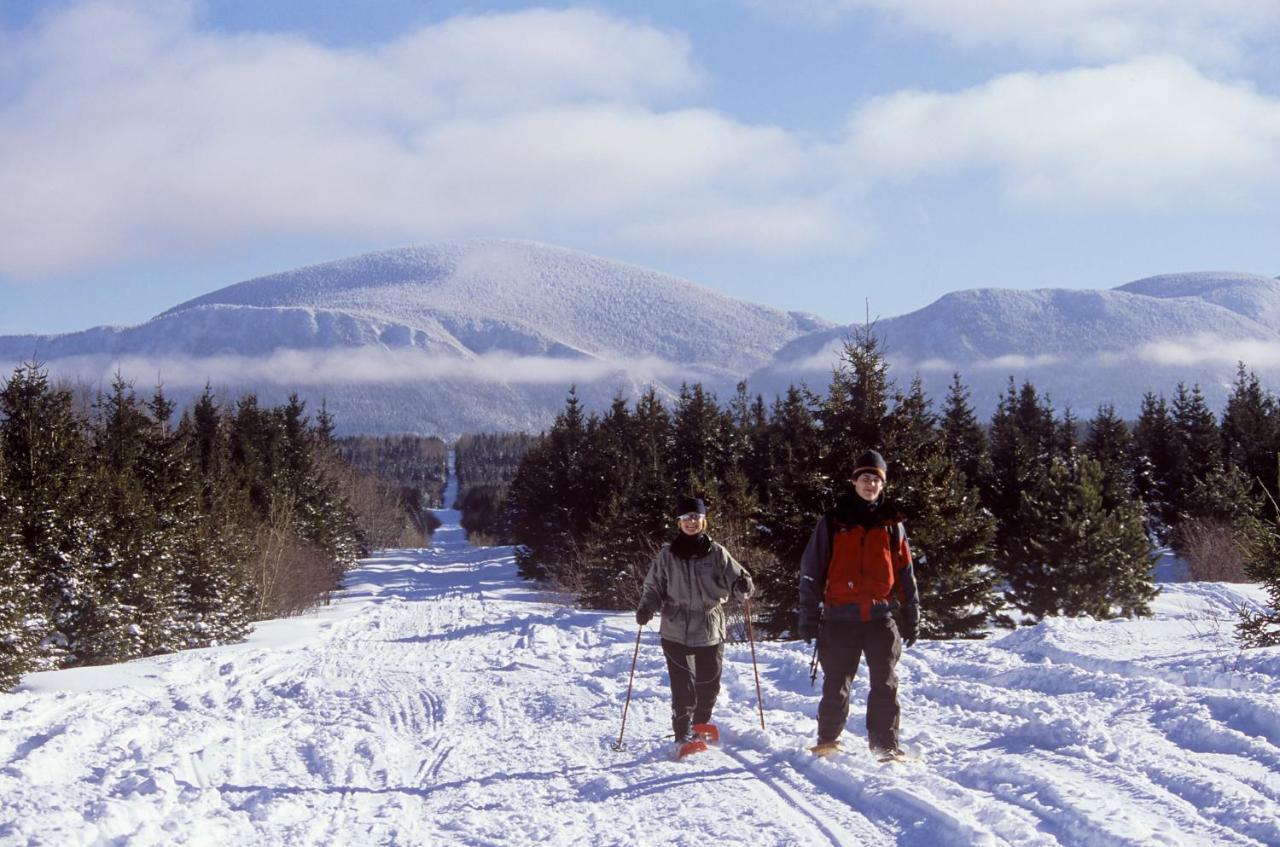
xmin=80 ymin=375 xmax=184 ymax=662
xmin=986 ymin=379 xmax=1056 ymax=576
xmin=1235 ymin=490 xmax=1280 ymax=646
xmin=1170 ymin=382 xmax=1222 ymax=526
xmin=753 ymin=386 xmax=825 ymax=633
xmin=940 ymin=372 xmax=991 ymax=490
xmin=176 ymin=388 xmax=252 ymax=644
xmin=1084 ymin=403 xmax=1135 ymax=512
xmin=0 ymin=449 xmax=43 ymax=687
xmin=1131 ymin=392 xmax=1178 ymax=540
xmin=884 ymin=377 xmax=999 ymax=638
xmin=670 ymin=383 xmax=728 ymax=495
xmin=1007 ymin=456 xmax=1156 ymax=621
xmin=505 ymin=388 xmax=595 ymax=586
xmin=0 ymin=362 xmax=97 ymax=668
xmin=818 ymin=328 xmax=889 ymax=493
xmin=1220 ymin=363 xmax=1279 ymax=497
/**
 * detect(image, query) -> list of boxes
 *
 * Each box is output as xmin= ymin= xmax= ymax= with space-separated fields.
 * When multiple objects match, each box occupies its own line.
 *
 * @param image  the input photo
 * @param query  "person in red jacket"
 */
xmin=797 ymin=449 xmax=920 ymax=760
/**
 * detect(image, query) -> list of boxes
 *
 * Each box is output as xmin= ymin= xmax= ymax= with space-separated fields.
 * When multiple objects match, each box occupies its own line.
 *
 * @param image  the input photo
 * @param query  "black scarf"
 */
xmin=832 ymin=487 xmax=886 ymax=529
xmin=671 ymin=531 xmax=713 ymax=560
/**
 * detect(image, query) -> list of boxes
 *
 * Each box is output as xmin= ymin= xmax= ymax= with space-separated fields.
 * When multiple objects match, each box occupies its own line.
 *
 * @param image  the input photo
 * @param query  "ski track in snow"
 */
xmin=2 ymin=489 xmax=1279 ymax=845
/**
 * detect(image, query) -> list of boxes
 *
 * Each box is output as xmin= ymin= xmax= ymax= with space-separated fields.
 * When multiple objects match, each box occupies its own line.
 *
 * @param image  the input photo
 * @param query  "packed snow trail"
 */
xmin=2 ymin=490 xmax=1279 ymax=845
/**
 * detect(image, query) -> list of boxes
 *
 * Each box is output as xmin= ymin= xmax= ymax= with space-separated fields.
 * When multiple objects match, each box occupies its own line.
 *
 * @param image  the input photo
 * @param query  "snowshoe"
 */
xmin=691 ymin=722 xmax=720 ymax=744
xmin=674 ymin=736 xmax=709 ymax=759
xmin=872 ymin=746 xmax=912 ymax=764
xmin=809 ymin=740 xmax=842 ymax=758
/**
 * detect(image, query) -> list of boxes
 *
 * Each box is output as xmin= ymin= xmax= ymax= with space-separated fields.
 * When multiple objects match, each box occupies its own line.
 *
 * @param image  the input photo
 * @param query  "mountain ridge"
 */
xmin=1 ymin=245 xmax=1277 ymax=434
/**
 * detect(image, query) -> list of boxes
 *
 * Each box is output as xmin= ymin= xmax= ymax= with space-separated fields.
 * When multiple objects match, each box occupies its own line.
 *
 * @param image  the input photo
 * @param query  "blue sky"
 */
xmin=2 ymin=0 xmax=1279 ymax=335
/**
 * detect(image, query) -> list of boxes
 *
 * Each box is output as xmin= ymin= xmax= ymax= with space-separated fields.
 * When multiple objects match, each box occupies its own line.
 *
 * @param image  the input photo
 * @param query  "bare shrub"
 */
xmin=247 ymin=496 xmax=338 ymax=618
xmin=1179 ymin=518 xmax=1252 ymax=583
xmin=316 ymin=450 xmax=414 ymax=552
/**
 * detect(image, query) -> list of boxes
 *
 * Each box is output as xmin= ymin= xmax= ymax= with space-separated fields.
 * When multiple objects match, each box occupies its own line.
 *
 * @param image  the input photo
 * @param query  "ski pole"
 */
xmin=808 ymin=640 xmax=820 ymax=688
xmin=743 ymin=596 xmax=766 ymax=732
xmin=612 ymin=625 xmax=644 ymax=752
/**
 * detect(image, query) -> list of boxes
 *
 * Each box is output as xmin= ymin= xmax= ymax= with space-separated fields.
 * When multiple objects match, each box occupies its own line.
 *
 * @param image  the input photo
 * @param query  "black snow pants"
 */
xmin=660 ymin=638 xmax=724 ymax=740
xmin=815 ymin=617 xmax=903 ymax=750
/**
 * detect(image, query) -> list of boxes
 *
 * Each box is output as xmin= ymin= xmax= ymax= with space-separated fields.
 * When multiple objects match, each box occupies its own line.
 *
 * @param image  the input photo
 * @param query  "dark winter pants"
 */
xmin=816 ymin=617 xmax=902 ymax=750
xmin=661 ymin=638 xmax=724 ymax=740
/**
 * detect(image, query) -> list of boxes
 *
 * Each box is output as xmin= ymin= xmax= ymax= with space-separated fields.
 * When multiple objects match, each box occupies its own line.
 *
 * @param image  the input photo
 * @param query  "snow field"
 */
xmin=1 ymin=502 xmax=1277 ymax=846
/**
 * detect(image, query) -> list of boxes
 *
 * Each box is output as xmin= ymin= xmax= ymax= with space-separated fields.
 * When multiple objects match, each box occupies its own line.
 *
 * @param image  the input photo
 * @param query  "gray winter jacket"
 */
xmin=638 ymin=538 xmax=753 ymax=647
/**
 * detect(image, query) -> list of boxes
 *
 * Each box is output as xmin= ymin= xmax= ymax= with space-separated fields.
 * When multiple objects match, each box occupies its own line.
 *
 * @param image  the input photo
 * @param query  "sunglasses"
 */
xmin=676 ymin=513 xmax=705 ymax=521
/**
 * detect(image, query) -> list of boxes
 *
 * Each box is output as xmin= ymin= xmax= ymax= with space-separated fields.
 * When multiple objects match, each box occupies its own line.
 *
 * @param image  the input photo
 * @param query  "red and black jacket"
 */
xmin=798 ymin=503 xmax=918 ymax=629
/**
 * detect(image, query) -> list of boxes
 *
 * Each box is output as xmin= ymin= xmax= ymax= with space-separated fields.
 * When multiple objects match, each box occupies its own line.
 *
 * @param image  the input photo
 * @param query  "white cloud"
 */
xmin=753 ymin=0 xmax=1280 ymax=64
xmin=21 ymin=347 xmax=684 ymax=388
xmin=1131 ymin=334 xmax=1280 ymax=367
xmin=846 ymin=55 xmax=1280 ymax=209
xmin=0 ymin=1 xmax=826 ymax=279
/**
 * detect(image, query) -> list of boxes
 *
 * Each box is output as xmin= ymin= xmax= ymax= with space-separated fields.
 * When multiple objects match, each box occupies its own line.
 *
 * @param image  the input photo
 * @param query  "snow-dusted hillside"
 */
xmin=0 ymin=240 xmax=827 ymax=435
xmin=2 ymin=245 xmax=1278 ymax=430
xmin=753 ymin=271 xmax=1280 ymax=417
xmin=3 ymin=491 xmax=1277 ymax=845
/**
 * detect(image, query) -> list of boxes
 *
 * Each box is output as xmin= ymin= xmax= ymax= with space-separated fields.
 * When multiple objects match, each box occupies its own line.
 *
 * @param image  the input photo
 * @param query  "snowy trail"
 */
xmin=3 ymin=493 xmax=1279 ymax=845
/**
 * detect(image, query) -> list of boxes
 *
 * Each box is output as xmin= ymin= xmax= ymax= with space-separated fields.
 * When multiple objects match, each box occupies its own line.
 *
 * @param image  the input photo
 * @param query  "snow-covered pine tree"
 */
xmin=80 ymin=375 xmax=184 ymax=662
xmin=1007 ymin=456 xmax=1156 ymax=621
xmin=1084 ymin=403 xmax=1135 ymax=513
xmin=884 ymin=377 xmax=999 ymax=638
xmin=175 ymin=392 xmax=252 ymax=645
xmin=0 ymin=362 xmax=97 ymax=668
xmin=0 ymin=449 xmax=44 ymax=688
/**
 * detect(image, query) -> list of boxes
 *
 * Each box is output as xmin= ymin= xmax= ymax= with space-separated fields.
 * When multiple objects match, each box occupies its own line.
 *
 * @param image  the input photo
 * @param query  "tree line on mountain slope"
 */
xmin=0 ymin=364 xmax=423 ymax=690
xmin=494 ymin=330 xmax=1280 ymax=647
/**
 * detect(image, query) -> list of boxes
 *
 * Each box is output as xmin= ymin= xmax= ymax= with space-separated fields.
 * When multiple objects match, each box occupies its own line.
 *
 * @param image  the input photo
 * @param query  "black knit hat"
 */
xmin=852 ymin=450 xmax=887 ymax=481
xmin=675 ymin=496 xmax=707 ymax=516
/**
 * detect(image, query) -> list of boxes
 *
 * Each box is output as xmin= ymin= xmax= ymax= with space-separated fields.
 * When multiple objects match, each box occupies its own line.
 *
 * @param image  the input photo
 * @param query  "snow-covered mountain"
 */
xmin=0 ymin=240 xmax=828 ymax=435
xmin=752 ymin=271 xmax=1280 ymax=418
xmin=1 ymin=241 xmax=1277 ymax=432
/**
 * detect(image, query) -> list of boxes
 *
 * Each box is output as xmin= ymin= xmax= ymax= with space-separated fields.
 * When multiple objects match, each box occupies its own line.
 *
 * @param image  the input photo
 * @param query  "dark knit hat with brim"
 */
xmin=675 ymin=496 xmax=707 ymax=516
xmin=852 ymin=450 xmax=887 ymax=481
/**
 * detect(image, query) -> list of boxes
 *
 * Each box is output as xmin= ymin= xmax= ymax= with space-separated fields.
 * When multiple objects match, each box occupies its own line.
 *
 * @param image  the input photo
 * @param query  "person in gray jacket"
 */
xmin=636 ymin=496 xmax=753 ymax=744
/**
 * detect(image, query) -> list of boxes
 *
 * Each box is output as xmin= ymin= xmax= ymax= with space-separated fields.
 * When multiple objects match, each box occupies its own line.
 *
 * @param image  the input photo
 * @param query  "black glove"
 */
xmin=733 ymin=575 xmax=752 ymax=598
xmin=798 ymin=621 xmax=819 ymax=645
xmin=636 ymin=605 xmax=654 ymax=626
xmin=901 ymin=606 xmax=920 ymax=648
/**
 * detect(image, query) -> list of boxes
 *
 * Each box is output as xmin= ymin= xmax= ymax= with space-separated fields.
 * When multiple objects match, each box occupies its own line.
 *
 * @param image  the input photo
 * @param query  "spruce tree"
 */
xmin=753 ymin=386 xmax=825 ymax=633
xmin=1220 ymin=364 xmax=1278 ymax=497
xmin=1084 ymin=403 xmax=1135 ymax=512
xmin=1170 ymin=382 xmax=1222 ymax=527
xmin=986 ymin=379 xmax=1056 ymax=578
xmin=940 ymin=372 xmax=991 ymax=490
xmin=82 ymin=375 xmax=183 ymax=662
xmin=1131 ymin=392 xmax=1178 ymax=540
xmin=818 ymin=327 xmax=889 ymax=494
xmin=884 ymin=377 xmax=999 ymax=638
xmin=0 ymin=363 xmax=98 ymax=668
xmin=1008 ymin=456 xmax=1156 ymax=620
xmin=0 ymin=450 xmax=43 ymax=687
xmin=177 ymin=388 xmax=253 ymax=644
